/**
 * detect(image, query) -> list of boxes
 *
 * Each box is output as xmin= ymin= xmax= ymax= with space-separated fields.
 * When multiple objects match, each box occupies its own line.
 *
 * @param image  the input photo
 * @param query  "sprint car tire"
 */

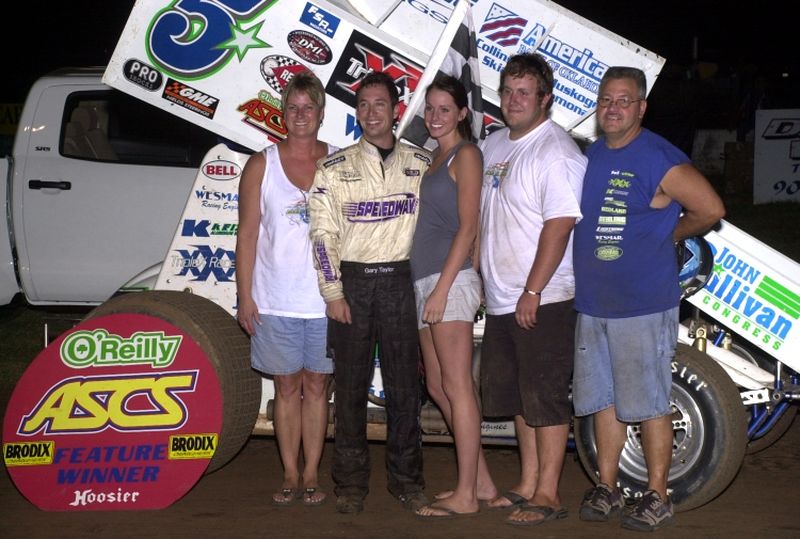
xmin=85 ymin=290 xmax=261 ymax=473
xmin=574 ymin=343 xmax=748 ymax=512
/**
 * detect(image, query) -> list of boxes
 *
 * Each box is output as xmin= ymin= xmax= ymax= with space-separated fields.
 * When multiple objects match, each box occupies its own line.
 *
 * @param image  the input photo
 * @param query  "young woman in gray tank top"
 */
xmin=410 ymin=75 xmax=497 ymax=519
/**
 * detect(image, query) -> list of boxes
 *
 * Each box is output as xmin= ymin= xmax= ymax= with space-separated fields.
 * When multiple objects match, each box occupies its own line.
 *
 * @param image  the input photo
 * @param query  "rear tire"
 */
xmin=574 ymin=344 xmax=747 ymax=512
xmin=85 ymin=290 xmax=261 ymax=473
xmin=731 ymin=342 xmax=799 ymax=454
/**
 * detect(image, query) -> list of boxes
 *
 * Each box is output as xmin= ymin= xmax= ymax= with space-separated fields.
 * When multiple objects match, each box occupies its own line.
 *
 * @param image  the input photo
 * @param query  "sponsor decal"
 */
xmin=260 ymin=55 xmax=309 ymax=98
xmin=18 ymin=371 xmax=197 ymax=435
xmin=2 ymin=314 xmax=222 ymax=510
xmin=4 ymin=441 xmax=55 ymax=466
xmin=169 ymin=246 xmax=236 ymax=282
xmin=60 ymin=329 xmax=181 ymax=368
xmin=203 ymin=160 xmax=241 ymax=181
xmin=762 ymin=118 xmax=800 ymax=139
xmin=323 ymin=155 xmax=345 ymax=168
xmin=162 ymin=79 xmax=219 ymax=119
xmin=168 ymin=434 xmax=217 ymax=460
xmin=482 ymin=101 xmax=505 ymax=135
xmin=595 ymin=245 xmax=622 ymax=261
xmin=193 ymin=188 xmax=239 ymax=211
xmin=345 ymin=113 xmax=363 ymax=140
xmin=147 ymin=1 xmax=273 ymax=79
xmin=287 ymin=29 xmax=332 ymax=65
xmin=519 ymin=24 xmax=608 ymax=84
xmin=181 ymin=219 xmax=239 ymax=238
xmin=239 ymin=90 xmax=287 ymax=143
xmin=413 ymin=152 xmax=431 ymax=165
xmin=480 ymin=3 xmax=528 ymax=47
xmin=299 ymin=2 xmax=340 ymax=38
xmin=515 ymin=23 xmax=605 ymax=115
xmin=326 ymin=31 xmax=422 ymax=120
xmin=342 ymin=193 xmax=418 ymax=223
xmin=697 ymin=243 xmax=798 ymax=351
xmin=122 ymin=59 xmax=163 ymax=91
xmin=337 ymin=171 xmax=361 ymax=182
xmin=399 ymin=0 xmax=451 ymax=24
xmin=403 ymin=168 xmax=420 ymax=177
xmin=313 ymin=240 xmax=337 ymax=283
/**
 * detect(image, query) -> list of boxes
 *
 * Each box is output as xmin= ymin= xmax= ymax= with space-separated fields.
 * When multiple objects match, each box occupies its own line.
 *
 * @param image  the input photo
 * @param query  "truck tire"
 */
xmin=574 ymin=344 xmax=748 ymax=512
xmin=84 ymin=290 xmax=261 ymax=473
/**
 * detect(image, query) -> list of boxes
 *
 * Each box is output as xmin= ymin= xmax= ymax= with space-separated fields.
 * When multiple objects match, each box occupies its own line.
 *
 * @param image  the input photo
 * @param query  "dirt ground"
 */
xmin=2 ymin=418 xmax=799 ymax=539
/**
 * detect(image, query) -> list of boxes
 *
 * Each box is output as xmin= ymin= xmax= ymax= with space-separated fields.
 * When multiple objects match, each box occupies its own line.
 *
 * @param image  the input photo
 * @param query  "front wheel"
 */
xmin=574 ymin=344 xmax=747 ymax=512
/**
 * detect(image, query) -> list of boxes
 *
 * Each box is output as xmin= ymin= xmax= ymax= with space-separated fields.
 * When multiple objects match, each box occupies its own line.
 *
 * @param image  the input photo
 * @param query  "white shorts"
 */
xmin=413 ymin=267 xmax=482 ymax=330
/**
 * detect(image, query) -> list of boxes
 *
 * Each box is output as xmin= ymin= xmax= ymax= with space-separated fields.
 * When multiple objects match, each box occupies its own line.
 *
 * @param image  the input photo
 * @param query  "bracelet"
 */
xmin=523 ymin=288 xmax=541 ymax=296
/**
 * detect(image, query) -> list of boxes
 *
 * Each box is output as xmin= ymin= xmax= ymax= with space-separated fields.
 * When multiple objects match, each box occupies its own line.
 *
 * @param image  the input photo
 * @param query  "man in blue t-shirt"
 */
xmin=572 ymin=67 xmax=725 ymax=532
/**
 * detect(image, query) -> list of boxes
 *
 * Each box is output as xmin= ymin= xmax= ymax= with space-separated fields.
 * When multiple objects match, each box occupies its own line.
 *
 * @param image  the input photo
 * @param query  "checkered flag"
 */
xmin=396 ymin=0 xmax=484 ymax=150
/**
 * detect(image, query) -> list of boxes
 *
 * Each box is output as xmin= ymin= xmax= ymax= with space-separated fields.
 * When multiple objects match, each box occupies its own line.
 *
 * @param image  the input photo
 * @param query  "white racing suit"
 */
xmin=309 ymin=137 xmax=430 ymax=501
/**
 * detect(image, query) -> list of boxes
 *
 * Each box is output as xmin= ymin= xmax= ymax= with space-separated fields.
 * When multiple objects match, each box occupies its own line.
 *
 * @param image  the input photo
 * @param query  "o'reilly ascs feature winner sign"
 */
xmin=2 ymin=314 xmax=223 ymax=511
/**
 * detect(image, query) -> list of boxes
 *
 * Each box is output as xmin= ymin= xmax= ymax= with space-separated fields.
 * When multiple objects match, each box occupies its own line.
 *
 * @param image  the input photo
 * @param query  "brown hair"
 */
xmin=281 ymin=70 xmax=326 ymax=111
xmin=426 ymin=74 xmax=473 ymax=141
xmin=500 ymin=53 xmax=554 ymax=109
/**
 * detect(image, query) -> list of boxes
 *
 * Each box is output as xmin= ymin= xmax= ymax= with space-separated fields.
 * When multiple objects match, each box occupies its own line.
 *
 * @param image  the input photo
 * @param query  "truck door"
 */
xmin=12 ymin=81 xmax=219 ymax=305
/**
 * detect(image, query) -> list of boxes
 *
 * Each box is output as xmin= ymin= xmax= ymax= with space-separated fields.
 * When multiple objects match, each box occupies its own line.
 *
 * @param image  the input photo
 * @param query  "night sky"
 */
xmin=4 ymin=1 xmax=796 ymax=104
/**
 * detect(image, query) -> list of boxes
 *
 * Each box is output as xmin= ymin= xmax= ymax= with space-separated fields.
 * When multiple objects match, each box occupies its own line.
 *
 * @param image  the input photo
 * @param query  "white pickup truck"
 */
xmin=0 ymin=67 xmax=222 ymax=307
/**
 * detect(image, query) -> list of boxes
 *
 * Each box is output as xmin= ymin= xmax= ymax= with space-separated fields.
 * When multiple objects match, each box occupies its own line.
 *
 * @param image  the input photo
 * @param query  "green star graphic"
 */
xmin=217 ymin=20 xmax=270 ymax=61
xmin=712 ymin=262 xmax=725 ymax=276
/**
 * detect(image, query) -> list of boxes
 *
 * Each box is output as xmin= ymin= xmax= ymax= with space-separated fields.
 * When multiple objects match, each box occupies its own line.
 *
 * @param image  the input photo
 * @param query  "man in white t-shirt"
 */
xmin=479 ymin=53 xmax=586 ymax=527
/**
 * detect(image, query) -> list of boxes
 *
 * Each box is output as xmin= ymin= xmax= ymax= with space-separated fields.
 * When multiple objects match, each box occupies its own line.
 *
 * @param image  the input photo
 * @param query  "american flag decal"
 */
xmin=480 ymin=3 xmax=528 ymax=47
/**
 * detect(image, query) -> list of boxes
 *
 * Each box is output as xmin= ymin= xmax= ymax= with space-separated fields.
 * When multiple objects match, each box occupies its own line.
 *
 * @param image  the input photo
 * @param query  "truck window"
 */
xmin=61 ymin=90 xmax=219 ymax=167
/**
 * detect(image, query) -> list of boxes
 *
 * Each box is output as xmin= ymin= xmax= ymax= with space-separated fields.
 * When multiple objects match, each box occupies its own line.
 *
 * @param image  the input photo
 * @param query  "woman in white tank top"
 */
xmin=236 ymin=71 xmax=335 ymax=507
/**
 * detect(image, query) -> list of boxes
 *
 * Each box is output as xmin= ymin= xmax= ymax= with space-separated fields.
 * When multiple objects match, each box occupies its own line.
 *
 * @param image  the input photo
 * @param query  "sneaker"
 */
xmin=580 ymin=483 xmax=624 ymax=522
xmin=398 ymin=491 xmax=429 ymax=512
xmin=621 ymin=490 xmax=674 ymax=531
xmin=336 ymin=494 xmax=364 ymax=514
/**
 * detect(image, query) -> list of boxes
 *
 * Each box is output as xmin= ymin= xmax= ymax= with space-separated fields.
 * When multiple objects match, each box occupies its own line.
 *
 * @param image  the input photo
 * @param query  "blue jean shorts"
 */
xmin=572 ymin=307 xmax=678 ymax=422
xmin=250 ymin=315 xmax=332 ymax=376
xmin=413 ymin=267 xmax=482 ymax=330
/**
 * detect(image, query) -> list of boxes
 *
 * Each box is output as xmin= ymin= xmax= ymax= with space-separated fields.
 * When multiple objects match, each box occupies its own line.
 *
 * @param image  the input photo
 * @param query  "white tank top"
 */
xmin=252 ymin=144 xmax=333 ymax=317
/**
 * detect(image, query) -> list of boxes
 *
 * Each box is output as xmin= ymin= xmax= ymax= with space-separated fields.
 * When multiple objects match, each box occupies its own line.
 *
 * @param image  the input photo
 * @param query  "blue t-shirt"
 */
xmin=574 ymin=129 xmax=687 ymax=318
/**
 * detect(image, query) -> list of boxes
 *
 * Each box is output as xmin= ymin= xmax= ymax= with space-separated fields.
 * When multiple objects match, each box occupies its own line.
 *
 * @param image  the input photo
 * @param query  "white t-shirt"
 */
xmin=252 ymin=144 xmax=335 ymax=317
xmin=479 ymin=119 xmax=586 ymax=315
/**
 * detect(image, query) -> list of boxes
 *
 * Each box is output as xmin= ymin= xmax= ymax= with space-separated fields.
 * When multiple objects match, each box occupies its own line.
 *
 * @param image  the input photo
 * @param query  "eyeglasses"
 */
xmin=597 ymin=96 xmax=642 ymax=109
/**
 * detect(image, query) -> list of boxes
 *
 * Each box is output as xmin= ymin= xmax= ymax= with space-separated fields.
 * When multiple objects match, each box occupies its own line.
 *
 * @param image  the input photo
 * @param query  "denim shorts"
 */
xmin=250 ymin=315 xmax=332 ymax=376
xmin=413 ymin=267 xmax=482 ymax=330
xmin=572 ymin=307 xmax=678 ymax=422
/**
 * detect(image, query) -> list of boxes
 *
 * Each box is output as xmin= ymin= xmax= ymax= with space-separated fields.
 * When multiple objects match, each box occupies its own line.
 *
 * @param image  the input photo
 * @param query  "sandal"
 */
xmin=272 ymin=487 xmax=300 ymax=506
xmin=302 ymin=487 xmax=327 ymax=506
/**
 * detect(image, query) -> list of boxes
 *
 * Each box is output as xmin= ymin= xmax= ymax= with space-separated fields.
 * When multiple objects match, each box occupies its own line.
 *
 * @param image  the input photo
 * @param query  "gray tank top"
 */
xmin=410 ymin=141 xmax=474 ymax=281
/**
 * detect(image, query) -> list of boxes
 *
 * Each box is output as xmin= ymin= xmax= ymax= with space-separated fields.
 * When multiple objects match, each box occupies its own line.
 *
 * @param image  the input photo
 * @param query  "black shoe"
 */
xmin=336 ymin=495 xmax=364 ymax=514
xmin=621 ymin=490 xmax=674 ymax=531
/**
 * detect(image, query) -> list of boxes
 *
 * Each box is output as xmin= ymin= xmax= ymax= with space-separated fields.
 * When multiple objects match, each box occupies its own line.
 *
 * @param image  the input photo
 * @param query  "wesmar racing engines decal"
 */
xmin=2 ymin=314 xmax=223 ymax=511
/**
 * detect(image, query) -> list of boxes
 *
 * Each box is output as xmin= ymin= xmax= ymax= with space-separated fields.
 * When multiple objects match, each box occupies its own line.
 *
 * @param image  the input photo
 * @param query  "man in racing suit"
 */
xmin=309 ymin=71 xmax=431 ymax=515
